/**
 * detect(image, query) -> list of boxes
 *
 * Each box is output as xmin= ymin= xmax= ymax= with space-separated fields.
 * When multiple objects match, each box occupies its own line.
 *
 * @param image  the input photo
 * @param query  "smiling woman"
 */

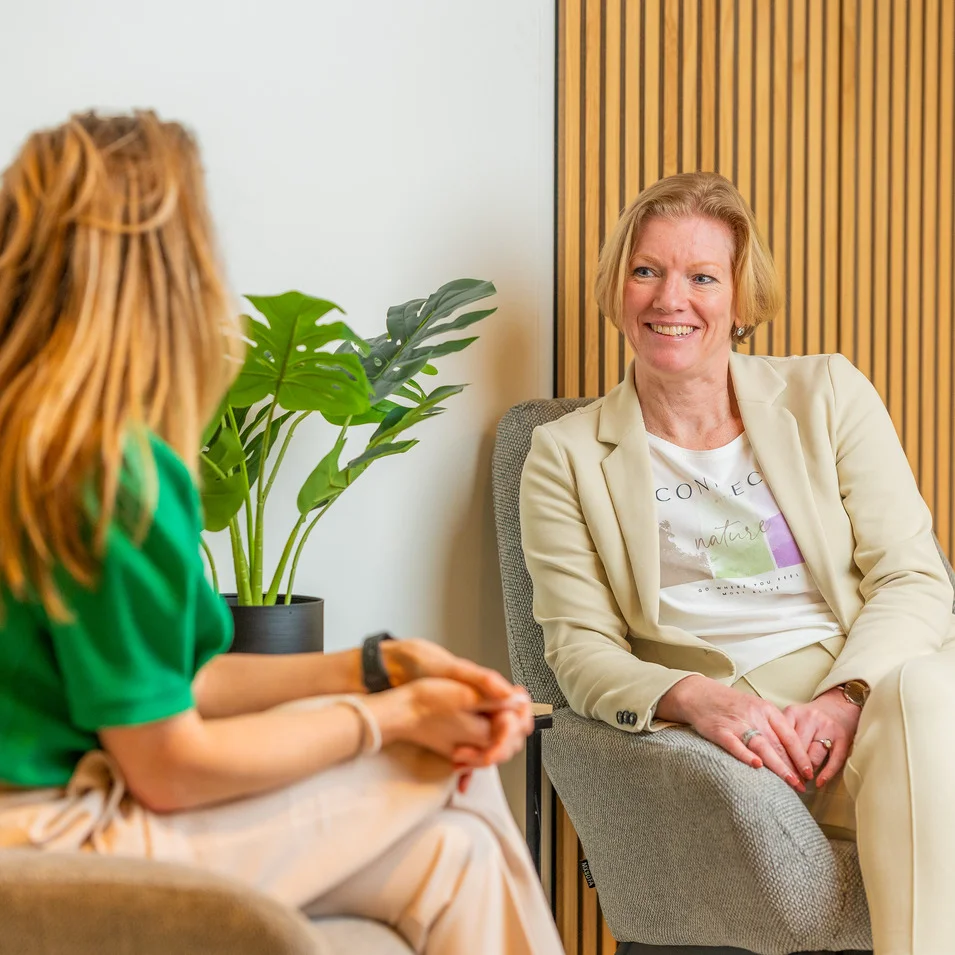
xmin=521 ymin=170 xmax=955 ymax=954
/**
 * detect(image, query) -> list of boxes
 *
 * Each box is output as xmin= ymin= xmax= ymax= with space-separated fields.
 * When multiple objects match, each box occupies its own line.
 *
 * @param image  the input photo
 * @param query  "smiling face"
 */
xmin=621 ymin=215 xmax=737 ymax=383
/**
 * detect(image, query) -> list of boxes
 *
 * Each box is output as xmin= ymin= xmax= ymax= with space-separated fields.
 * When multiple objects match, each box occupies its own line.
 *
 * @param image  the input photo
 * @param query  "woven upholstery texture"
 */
xmin=0 ymin=850 xmax=413 ymax=955
xmin=543 ymin=708 xmax=872 ymax=954
xmin=491 ymin=398 xmax=877 ymax=954
xmin=492 ymin=398 xmax=592 ymax=706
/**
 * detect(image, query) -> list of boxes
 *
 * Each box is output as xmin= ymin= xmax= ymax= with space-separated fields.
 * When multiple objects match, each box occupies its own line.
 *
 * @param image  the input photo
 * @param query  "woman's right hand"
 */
xmin=657 ymin=675 xmax=813 ymax=792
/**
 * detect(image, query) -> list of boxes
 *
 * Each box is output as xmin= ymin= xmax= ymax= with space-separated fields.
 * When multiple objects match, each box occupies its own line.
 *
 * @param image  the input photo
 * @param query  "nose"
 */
xmin=652 ymin=273 xmax=688 ymax=314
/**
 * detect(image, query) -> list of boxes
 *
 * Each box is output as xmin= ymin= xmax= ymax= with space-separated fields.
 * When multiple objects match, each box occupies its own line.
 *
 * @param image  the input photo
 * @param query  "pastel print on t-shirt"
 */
xmin=656 ymin=469 xmax=804 ymax=588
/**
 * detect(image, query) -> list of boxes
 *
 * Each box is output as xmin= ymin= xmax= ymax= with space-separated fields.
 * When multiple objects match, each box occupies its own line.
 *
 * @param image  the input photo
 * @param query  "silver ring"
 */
xmin=741 ymin=728 xmax=762 ymax=746
xmin=813 ymin=737 xmax=833 ymax=751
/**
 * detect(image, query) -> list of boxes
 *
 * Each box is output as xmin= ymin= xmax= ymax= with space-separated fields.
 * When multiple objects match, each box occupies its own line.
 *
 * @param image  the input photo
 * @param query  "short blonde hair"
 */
xmin=0 ymin=111 xmax=244 ymax=619
xmin=595 ymin=172 xmax=781 ymax=337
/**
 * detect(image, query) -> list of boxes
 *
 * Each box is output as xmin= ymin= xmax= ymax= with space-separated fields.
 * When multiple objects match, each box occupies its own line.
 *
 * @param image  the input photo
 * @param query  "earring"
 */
xmin=736 ymin=326 xmax=745 ymax=337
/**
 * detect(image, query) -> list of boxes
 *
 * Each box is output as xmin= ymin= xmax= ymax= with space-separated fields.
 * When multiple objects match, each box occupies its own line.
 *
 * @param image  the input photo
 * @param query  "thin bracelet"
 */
xmin=337 ymin=697 xmax=383 ymax=756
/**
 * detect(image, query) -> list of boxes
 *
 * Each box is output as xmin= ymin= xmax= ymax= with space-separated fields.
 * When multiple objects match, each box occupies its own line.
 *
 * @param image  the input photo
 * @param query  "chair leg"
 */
xmin=524 ymin=712 xmax=553 ymax=877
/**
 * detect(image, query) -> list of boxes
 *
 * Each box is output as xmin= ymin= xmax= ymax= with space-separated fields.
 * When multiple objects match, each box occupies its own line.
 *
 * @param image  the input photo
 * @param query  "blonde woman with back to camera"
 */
xmin=0 ymin=111 xmax=564 ymax=955
xmin=521 ymin=171 xmax=955 ymax=955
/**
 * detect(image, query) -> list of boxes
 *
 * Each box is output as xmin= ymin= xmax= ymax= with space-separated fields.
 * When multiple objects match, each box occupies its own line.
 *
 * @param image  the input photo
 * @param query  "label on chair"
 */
xmin=579 ymin=858 xmax=596 ymax=889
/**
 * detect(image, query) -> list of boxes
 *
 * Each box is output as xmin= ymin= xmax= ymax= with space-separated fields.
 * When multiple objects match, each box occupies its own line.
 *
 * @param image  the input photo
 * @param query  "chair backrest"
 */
xmin=491 ymin=396 xmax=955 ymax=703
xmin=936 ymin=536 xmax=955 ymax=607
xmin=492 ymin=398 xmax=594 ymax=704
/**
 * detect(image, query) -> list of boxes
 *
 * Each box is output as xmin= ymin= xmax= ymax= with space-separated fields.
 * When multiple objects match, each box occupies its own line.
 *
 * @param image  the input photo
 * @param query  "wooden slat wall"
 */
xmin=555 ymin=1 xmax=955 ymax=951
xmin=557 ymin=0 xmax=955 ymax=557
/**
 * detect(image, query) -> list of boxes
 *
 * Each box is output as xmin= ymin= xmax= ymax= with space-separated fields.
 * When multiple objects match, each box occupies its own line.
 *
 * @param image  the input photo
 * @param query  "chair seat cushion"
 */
xmin=542 ymin=707 xmax=872 ymax=954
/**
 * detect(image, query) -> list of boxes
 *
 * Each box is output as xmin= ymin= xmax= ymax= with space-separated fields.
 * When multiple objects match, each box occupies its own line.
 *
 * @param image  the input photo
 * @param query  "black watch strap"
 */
xmin=361 ymin=631 xmax=395 ymax=693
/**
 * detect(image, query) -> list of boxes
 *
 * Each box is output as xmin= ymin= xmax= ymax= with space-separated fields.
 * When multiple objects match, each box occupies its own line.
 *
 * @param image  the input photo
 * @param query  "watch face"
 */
xmin=843 ymin=681 xmax=869 ymax=706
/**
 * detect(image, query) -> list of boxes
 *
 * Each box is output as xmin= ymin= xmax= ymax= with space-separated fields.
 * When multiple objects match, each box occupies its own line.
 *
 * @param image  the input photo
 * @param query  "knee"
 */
xmin=424 ymin=811 xmax=503 ymax=877
xmin=896 ymin=653 xmax=951 ymax=724
xmin=869 ymin=652 xmax=951 ymax=728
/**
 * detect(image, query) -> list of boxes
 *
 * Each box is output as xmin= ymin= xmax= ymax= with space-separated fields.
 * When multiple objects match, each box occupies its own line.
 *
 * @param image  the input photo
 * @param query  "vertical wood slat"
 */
xmin=887 ymin=0 xmax=907 ymax=434
xmin=937 ymin=0 xmax=954 ymax=555
xmin=554 ymin=2 xmax=955 ymax=947
xmin=583 ymin=0 xmax=603 ymax=399
xmin=770 ymin=0 xmax=790 ymax=358
xmin=603 ymin=0 xmax=624 ymax=394
xmin=855 ymin=0 xmax=874 ymax=382
xmin=556 ymin=798 xmax=579 ymax=955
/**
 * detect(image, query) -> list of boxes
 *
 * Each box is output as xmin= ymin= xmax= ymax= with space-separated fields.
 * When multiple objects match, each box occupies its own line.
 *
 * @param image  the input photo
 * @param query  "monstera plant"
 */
xmin=200 ymin=278 xmax=496 ymax=607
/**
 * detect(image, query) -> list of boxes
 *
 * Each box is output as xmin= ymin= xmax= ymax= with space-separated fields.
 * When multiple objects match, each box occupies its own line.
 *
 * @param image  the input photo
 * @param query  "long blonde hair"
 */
xmin=0 ymin=111 xmax=243 ymax=619
xmin=595 ymin=172 xmax=782 ymax=339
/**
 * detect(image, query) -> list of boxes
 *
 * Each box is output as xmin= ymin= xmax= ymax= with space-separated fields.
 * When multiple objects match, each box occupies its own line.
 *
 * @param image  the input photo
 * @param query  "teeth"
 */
xmin=650 ymin=324 xmax=695 ymax=336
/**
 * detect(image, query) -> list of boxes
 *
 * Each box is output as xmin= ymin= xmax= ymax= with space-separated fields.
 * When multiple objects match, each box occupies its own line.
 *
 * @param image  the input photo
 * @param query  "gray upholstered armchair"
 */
xmin=492 ymin=397 xmax=955 ymax=955
xmin=0 ymin=849 xmax=412 ymax=954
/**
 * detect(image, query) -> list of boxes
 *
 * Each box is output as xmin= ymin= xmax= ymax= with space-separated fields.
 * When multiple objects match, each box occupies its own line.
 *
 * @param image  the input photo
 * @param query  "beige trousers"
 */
xmin=0 ymin=697 xmax=564 ymax=955
xmin=734 ymin=639 xmax=955 ymax=955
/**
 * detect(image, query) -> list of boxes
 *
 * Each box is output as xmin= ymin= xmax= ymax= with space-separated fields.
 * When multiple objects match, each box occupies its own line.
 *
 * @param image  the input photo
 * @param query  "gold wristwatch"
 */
xmin=840 ymin=679 xmax=870 ymax=707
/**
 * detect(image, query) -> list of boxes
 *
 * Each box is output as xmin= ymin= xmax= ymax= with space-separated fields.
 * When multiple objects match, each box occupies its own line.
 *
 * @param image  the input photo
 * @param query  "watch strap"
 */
xmin=361 ymin=631 xmax=395 ymax=693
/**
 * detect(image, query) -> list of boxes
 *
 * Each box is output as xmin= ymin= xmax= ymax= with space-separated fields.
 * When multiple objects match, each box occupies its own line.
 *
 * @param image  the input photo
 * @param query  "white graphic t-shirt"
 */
xmin=648 ymin=431 xmax=843 ymax=677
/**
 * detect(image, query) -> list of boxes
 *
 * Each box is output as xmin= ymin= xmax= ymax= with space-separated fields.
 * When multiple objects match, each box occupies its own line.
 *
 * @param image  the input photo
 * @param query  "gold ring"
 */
xmin=813 ymin=738 xmax=833 ymax=751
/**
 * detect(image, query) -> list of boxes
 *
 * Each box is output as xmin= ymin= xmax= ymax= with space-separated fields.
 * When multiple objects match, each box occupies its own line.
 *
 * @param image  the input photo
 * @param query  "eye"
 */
xmin=632 ymin=266 xmax=655 ymax=278
xmin=691 ymin=273 xmax=717 ymax=285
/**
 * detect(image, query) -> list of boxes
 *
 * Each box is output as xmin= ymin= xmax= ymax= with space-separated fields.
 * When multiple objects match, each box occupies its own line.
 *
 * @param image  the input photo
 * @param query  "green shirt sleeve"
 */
xmin=48 ymin=437 xmax=233 ymax=732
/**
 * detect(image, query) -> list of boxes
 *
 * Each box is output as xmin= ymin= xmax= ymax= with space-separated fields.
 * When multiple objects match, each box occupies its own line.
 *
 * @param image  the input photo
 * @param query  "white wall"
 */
xmin=4 ymin=0 xmax=555 ymax=817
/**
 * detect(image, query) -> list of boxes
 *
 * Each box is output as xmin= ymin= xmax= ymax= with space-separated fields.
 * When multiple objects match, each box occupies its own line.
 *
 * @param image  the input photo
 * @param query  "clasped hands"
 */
xmin=659 ymin=675 xmax=862 ymax=791
xmin=380 ymin=639 xmax=534 ymax=792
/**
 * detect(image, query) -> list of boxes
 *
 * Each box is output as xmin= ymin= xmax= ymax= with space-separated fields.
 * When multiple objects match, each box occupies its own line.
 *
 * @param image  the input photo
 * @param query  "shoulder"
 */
xmin=739 ymin=352 xmax=876 ymax=406
xmin=111 ymin=432 xmax=202 ymax=552
xmin=533 ymin=397 xmax=605 ymax=442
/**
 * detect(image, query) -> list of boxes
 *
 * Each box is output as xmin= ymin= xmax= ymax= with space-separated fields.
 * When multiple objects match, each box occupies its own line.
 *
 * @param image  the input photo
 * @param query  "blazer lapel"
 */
xmin=598 ymin=366 xmax=662 ymax=625
xmin=731 ymin=352 xmax=844 ymax=625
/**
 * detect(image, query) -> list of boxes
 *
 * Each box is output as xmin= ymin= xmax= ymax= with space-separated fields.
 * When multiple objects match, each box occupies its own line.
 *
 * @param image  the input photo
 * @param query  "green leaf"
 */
xmin=420 ymin=307 xmax=497 ymax=341
xmin=239 ymin=404 xmax=272 ymax=445
xmin=346 ymin=440 xmax=417 ymax=472
xmin=246 ymin=410 xmax=295 ymax=488
xmin=227 ymin=294 xmax=373 ymax=417
xmin=386 ymin=298 xmax=426 ymax=344
xmin=338 ymin=279 xmax=494 ymax=405
xmin=370 ymin=384 xmax=464 ymax=443
xmin=322 ymin=399 xmax=401 ymax=427
xmin=296 ymin=431 xmax=349 ymax=515
xmin=206 ymin=428 xmax=244 ymax=471
xmin=411 ymin=336 xmax=478 ymax=361
xmin=199 ymin=458 xmax=247 ymax=532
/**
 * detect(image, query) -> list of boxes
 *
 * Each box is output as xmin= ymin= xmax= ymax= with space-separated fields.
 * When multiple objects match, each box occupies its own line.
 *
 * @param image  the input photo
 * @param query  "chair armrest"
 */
xmin=0 ymin=849 xmax=320 ymax=955
xmin=543 ymin=707 xmax=870 ymax=953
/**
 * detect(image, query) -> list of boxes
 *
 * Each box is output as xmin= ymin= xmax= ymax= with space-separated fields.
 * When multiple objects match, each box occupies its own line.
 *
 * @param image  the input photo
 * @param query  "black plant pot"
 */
xmin=224 ymin=595 xmax=324 ymax=655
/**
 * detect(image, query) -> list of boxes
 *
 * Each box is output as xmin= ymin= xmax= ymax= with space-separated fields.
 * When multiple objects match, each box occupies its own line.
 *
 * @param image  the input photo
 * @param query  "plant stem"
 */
xmin=285 ymin=501 xmax=333 ymax=601
xmin=251 ymin=395 xmax=280 ymax=604
xmin=263 ymin=411 xmax=309 ymax=502
xmin=226 ymin=405 xmax=254 ymax=562
xmin=199 ymin=536 xmax=219 ymax=592
xmin=263 ymin=415 xmax=352 ymax=606
xmin=264 ymin=514 xmax=306 ymax=605
xmin=228 ymin=518 xmax=253 ymax=604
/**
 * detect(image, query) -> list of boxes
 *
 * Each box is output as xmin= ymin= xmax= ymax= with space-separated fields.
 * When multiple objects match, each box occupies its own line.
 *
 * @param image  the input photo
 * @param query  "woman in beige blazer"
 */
xmin=521 ymin=172 xmax=955 ymax=955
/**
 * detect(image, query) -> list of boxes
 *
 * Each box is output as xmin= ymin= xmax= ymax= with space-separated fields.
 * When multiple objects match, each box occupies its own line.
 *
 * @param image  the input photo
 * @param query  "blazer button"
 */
xmin=616 ymin=711 xmax=623 ymax=724
xmin=628 ymin=712 xmax=637 ymax=726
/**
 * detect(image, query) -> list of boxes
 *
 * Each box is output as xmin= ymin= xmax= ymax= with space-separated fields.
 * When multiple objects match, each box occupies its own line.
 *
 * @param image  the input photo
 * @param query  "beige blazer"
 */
xmin=520 ymin=352 xmax=954 ymax=733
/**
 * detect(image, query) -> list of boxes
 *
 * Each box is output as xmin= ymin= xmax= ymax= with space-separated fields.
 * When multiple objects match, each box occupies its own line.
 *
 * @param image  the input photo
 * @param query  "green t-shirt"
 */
xmin=0 ymin=436 xmax=232 ymax=787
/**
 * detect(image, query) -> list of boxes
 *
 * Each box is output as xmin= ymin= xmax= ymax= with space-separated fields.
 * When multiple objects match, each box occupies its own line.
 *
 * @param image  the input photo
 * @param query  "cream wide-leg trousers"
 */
xmin=0 ymin=696 xmax=564 ymax=955
xmin=735 ymin=639 xmax=955 ymax=955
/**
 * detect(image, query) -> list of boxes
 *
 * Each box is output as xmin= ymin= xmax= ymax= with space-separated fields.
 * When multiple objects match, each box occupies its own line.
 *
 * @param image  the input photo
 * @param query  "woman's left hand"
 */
xmin=383 ymin=639 xmax=534 ymax=791
xmin=782 ymin=688 xmax=861 ymax=787
xmin=384 ymin=638 xmax=530 ymax=717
